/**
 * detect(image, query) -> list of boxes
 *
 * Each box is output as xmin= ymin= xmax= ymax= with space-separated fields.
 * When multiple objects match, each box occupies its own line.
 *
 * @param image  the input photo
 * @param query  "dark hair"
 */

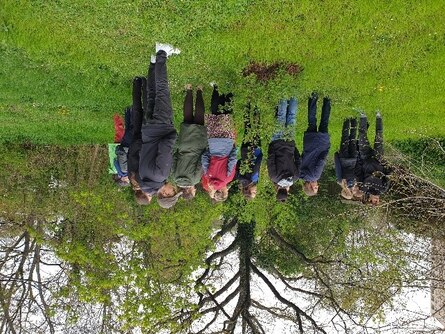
xmin=181 ymin=187 xmax=195 ymax=201
xmin=276 ymin=188 xmax=288 ymax=202
xmin=134 ymin=190 xmax=150 ymax=205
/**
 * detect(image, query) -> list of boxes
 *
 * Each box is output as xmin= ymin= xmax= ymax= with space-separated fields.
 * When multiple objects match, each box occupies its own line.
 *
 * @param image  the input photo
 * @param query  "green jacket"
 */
xmin=172 ymin=123 xmax=208 ymax=186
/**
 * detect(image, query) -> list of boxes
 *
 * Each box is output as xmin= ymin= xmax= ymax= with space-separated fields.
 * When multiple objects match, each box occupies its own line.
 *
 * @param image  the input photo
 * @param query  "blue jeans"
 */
xmin=272 ymin=97 xmax=297 ymax=141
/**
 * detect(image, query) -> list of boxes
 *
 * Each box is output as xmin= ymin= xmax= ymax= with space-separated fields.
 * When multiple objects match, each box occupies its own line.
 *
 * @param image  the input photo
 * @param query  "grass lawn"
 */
xmin=1 ymin=0 xmax=444 ymax=146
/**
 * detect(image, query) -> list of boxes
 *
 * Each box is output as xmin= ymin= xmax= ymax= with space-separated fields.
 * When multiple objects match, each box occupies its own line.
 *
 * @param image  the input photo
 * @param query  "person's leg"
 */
xmin=286 ymin=97 xmax=298 ymax=139
xmin=307 ymin=92 xmax=318 ymax=132
xmin=286 ymin=97 xmax=298 ymax=126
xmin=277 ymin=99 xmax=287 ymax=127
xmin=348 ymin=117 xmax=358 ymax=157
xmin=338 ymin=118 xmax=350 ymax=158
xmin=132 ymin=77 xmax=143 ymax=141
xmin=358 ymin=114 xmax=373 ymax=160
xmin=183 ymin=86 xmax=194 ymax=123
xmin=145 ymin=61 xmax=156 ymax=122
xmin=121 ymin=106 xmax=134 ymax=147
xmin=319 ymin=97 xmax=331 ymax=133
xmin=374 ymin=113 xmax=384 ymax=159
xmin=152 ymin=50 xmax=173 ymax=124
xmin=272 ymin=100 xmax=287 ymax=141
xmin=194 ymin=88 xmax=205 ymax=125
xmin=211 ymin=85 xmax=220 ymax=115
xmin=141 ymin=77 xmax=148 ymax=117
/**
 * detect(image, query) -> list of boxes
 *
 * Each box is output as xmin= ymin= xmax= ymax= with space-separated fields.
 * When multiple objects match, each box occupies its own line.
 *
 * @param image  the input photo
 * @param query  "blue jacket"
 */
xmin=300 ymin=132 xmax=330 ymax=182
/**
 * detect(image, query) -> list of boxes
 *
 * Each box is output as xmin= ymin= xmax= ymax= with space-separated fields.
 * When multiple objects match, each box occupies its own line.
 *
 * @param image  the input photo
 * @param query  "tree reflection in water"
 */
xmin=0 ymin=144 xmax=444 ymax=333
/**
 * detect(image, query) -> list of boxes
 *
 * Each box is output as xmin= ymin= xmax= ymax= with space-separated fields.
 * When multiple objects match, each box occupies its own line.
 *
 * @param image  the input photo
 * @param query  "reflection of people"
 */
xmin=300 ymin=93 xmax=331 ymax=196
xmin=135 ymin=46 xmax=179 ymax=207
xmin=236 ymin=101 xmax=262 ymax=200
xmin=163 ymin=84 xmax=208 ymax=207
xmin=355 ymin=112 xmax=390 ymax=205
xmin=113 ymin=107 xmax=133 ymax=187
xmin=334 ymin=118 xmax=358 ymax=200
xmin=201 ymin=85 xmax=237 ymax=202
xmin=267 ymin=97 xmax=300 ymax=202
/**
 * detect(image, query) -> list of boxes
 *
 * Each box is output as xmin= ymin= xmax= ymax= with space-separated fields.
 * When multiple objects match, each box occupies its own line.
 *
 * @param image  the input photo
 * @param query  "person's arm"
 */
xmin=201 ymin=149 xmax=211 ymax=174
xmin=227 ymin=146 xmax=238 ymax=176
xmin=267 ymin=143 xmax=278 ymax=183
xmin=354 ymin=157 xmax=364 ymax=182
xmin=252 ymin=148 xmax=263 ymax=175
xmin=334 ymin=152 xmax=342 ymax=183
xmin=115 ymin=145 xmax=128 ymax=176
xmin=293 ymin=147 xmax=301 ymax=180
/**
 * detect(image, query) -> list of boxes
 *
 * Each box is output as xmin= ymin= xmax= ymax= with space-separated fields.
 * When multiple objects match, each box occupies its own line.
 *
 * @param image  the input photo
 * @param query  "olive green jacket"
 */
xmin=172 ymin=123 xmax=208 ymax=186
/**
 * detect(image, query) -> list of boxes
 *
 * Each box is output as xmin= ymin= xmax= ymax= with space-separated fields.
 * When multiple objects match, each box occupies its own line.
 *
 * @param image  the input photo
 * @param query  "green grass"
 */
xmin=1 ymin=0 xmax=444 ymax=145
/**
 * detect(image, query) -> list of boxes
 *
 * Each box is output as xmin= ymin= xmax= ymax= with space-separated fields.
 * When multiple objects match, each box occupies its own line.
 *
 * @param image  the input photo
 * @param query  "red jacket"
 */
xmin=202 ymin=156 xmax=236 ymax=191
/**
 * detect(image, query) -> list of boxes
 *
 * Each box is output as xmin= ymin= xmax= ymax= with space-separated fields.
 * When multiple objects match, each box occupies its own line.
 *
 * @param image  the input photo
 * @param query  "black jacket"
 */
xmin=267 ymin=140 xmax=301 ymax=184
xmin=137 ymin=123 xmax=177 ymax=194
xmin=355 ymin=156 xmax=390 ymax=195
xmin=334 ymin=152 xmax=357 ymax=181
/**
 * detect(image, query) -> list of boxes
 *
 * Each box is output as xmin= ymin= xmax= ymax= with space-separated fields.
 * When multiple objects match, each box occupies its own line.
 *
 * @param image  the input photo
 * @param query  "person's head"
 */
xmin=179 ymin=186 xmax=196 ymax=201
xmin=157 ymin=183 xmax=182 ymax=209
xmin=134 ymin=189 xmax=152 ymax=205
xmin=113 ymin=174 xmax=130 ymax=187
xmin=242 ymin=184 xmax=258 ymax=200
xmin=368 ymin=194 xmax=380 ymax=206
xmin=276 ymin=187 xmax=289 ymax=202
xmin=303 ymin=181 xmax=319 ymax=197
xmin=213 ymin=187 xmax=229 ymax=202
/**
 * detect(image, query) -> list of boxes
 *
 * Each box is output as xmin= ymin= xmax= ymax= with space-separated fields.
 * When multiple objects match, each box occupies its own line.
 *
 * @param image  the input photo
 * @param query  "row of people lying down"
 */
xmin=112 ymin=46 xmax=390 ymax=208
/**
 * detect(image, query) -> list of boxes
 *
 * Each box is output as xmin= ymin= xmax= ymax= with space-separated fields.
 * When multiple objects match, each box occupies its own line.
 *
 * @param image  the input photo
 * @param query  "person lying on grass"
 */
xmin=201 ymin=85 xmax=237 ymax=202
xmin=334 ymin=117 xmax=358 ymax=200
xmin=355 ymin=111 xmax=391 ymax=206
xmin=160 ymin=84 xmax=208 ymax=207
xmin=300 ymin=92 xmax=331 ymax=197
xmin=236 ymin=101 xmax=262 ymax=200
xmin=267 ymin=97 xmax=300 ymax=202
xmin=133 ymin=43 xmax=180 ymax=208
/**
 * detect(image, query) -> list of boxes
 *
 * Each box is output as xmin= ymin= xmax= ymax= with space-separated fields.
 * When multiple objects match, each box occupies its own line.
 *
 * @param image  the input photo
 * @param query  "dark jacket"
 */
xmin=137 ymin=123 xmax=177 ymax=194
xmin=355 ymin=156 xmax=390 ymax=195
xmin=172 ymin=123 xmax=208 ymax=187
xmin=267 ymin=140 xmax=300 ymax=184
xmin=300 ymin=132 xmax=330 ymax=182
xmin=334 ymin=152 xmax=357 ymax=183
xmin=237 ymin=145 xmax=263 ymax=187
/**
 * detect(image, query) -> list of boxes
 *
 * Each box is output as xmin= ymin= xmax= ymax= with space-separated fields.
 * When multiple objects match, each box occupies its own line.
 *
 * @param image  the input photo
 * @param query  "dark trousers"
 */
xmin=338 ymin=118 xmax=358 ymax=158
xmin=307 ymin=94 xmax=331 ymax=133
xmin=132 ymin=77 xmax=144 ymax=142
xmin=359 ymin=115 xmax=383 ymax=160
xmin=144 ymin=50 xmax=173 ymax=125
xmin=121 ymin=106 xmax=134 ymax=147
xmin=183 ymin=89 xmax=205 ymax=125
xmin=210 ymin=85 xmax=233 ymax=115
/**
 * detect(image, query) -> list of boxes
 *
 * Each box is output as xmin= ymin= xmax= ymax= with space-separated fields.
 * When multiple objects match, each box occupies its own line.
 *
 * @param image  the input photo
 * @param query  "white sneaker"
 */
xmin=150 ymin=54 xmax=156 ymax=63
xmin=155 ymin=42 xmax=181 ymax=57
